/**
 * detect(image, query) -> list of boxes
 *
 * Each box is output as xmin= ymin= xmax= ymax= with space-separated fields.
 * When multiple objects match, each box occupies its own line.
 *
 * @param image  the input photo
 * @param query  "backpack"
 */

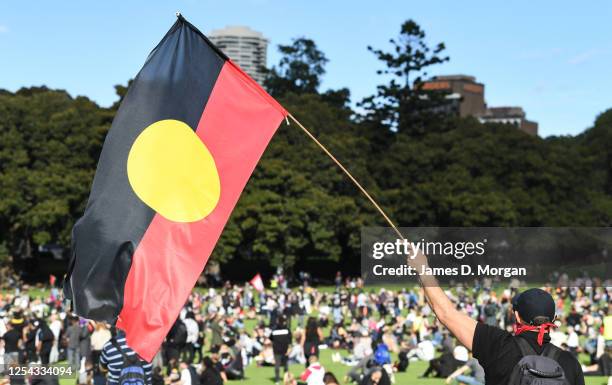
xmin=39 ymin=324 xmax=54 ymax=342
xmin=484 ymin=303 xmax=497 ymax=317
xmin=374 ymin=343 xmax=391 ymax=365
xmin=173 ymin=321 xmax=188 ymax=346
xmin=508 ymin=337 xmax=568 ymax=385
xmin=110 ymin=338 xmax=147 ymax=385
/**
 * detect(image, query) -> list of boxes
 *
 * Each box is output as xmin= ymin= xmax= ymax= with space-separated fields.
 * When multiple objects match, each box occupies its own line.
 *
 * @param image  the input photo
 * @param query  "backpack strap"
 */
xmin=541 ymin=343 xmax=562 ymax=362
xmin=514 ymin=336 xmax=537 ymax=357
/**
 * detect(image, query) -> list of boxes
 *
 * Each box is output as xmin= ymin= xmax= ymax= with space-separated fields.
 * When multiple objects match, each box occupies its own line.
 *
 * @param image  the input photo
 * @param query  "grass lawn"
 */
xmin=54 ymin=347 xmax=608 ymax=385
xmin=231 ymin=348 xmax=608 ymax=385
xmin=5 ymin=285 xmax=607 ymax=384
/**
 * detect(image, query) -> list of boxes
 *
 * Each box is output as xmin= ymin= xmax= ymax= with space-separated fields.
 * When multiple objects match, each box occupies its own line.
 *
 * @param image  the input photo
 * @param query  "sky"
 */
xmin=1 ymin=1 xmax=610 ymax=137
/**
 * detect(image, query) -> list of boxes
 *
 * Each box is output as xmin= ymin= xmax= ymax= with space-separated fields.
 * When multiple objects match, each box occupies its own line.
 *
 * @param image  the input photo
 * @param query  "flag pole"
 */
xmin=287 ymin=113 xmax=405 ymax=240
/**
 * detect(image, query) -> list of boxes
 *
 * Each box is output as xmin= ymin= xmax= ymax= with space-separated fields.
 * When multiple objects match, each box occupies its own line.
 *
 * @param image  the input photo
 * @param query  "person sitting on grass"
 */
xmin=283 ymin=372 xmax=297 ymax=385
xmin=323 ymin=372 xmax=340 ymax=385
xmin=421 ymin=346 xmax=466 ymax=378
xmin=444 ymin=350 xmax=485 ymax=385
xmin=581 ymin=344 xmax=612 ymax=376
xmin=288 ymin=330 xmax=306 ymax=365
xmin=209 ymin=347 xmax=227 ymax=383
xmin=300 ymin=355 xmax=325 ymax=385
xmin=199 ymin=356 xmax=223 ymax=385
xmin=255 ymin=339 xmax=275 ymax=367
xmin=359 ymin=365 xmax=391 ymax=385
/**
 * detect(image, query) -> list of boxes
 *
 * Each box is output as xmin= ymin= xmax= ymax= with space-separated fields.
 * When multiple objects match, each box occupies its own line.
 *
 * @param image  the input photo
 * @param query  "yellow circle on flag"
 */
xmin=127 ymin=119 xmax=221 ymax=223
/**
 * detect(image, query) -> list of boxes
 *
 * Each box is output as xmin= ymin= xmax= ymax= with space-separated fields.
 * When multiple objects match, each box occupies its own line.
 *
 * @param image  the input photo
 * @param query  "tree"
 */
xmin=1 ymin=19 xmax=611 ymax=281
xmin=0 ymin=87 xmax=112 ymax=258
xmin=360 ymin=20 xmax=450 ymax=134
xmin=212 ymin=92 xmax=375 ymax=277
xmin=264 ymin=38 xmax=329 ymax=97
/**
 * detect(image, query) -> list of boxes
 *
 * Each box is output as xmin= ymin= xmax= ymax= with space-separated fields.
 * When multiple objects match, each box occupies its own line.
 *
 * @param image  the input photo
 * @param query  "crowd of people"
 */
xmin=1 ymin=272 xmax=611 ymax=385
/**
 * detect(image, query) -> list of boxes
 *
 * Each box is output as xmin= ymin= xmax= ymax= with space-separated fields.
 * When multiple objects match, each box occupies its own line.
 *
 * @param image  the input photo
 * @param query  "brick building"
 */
xmin=421 ymin=75 xmax=538 ymax=136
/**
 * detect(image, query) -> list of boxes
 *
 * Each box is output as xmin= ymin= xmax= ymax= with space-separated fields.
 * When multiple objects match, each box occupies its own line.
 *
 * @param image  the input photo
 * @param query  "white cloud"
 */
xmin=568 ymin=49 xmax=603 ymax=65
xmin=0 ymin=25 xmax=8 ymax=33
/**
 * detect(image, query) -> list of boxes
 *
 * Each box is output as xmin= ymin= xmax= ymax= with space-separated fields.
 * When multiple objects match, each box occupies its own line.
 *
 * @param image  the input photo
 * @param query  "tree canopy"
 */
xmin=1 ymin=19 xmax=610 ymax=279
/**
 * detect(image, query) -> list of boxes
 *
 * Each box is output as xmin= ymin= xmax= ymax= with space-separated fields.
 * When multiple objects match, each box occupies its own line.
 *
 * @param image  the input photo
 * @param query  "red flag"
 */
xmin=49 ymin=274 xmax=56 ymax=287
xmin=65 ymin=16 xmax=286 ymax=361
xmin=250 ymin=273 xmax=265 ymax=292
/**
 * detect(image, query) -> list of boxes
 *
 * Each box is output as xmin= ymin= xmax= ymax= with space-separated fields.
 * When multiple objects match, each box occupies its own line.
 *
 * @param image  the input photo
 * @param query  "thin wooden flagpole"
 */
xmin=287 ymin=113 xmax=405 ymax=240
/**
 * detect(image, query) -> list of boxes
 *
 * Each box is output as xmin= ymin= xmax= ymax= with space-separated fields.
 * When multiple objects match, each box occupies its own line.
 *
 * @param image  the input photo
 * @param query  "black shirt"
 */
xmin=200 ymin=368 xmax=223 ymax=385
xmin=271 ymin=328 xmax=291 ymax=355
xmin=2 ymin=329 xmax=21 ymax=353
xmin=25 ymin=327 xmax=36 ymax=349
xmin=473 ymin=323 xmax=584 ymax=385
xmin=37 ymin=324 xmax=54 ymax=353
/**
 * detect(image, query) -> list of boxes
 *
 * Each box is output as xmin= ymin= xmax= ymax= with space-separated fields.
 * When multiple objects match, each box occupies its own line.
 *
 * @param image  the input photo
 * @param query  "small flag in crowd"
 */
xmin=49 ymin=274 xmax=56 ymax=287
xmin=64 ymin=15 xmax=287 ymax=361
xmin=250 ymin=273 xmax=265 ymax=292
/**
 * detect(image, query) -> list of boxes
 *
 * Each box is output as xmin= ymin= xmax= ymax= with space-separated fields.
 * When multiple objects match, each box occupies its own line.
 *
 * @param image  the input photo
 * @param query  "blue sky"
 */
xmin=1 ymin=1 xmax=610 ymax=137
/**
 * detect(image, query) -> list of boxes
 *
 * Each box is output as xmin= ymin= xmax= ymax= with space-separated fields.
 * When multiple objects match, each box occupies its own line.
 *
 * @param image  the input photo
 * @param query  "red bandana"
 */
xmin=513 ymin=322 xmax=557 ymax=346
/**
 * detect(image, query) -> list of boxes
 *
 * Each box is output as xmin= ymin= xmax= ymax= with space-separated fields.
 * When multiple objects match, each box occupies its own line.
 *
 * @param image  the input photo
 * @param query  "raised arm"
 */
xmin=410 ymin=251 xmax=477 ymax=350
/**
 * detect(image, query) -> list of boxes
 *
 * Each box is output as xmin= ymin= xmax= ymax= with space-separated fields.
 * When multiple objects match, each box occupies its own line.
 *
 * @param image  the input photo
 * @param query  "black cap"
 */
xmin=512 ymin=288 xmax=555 ymax=324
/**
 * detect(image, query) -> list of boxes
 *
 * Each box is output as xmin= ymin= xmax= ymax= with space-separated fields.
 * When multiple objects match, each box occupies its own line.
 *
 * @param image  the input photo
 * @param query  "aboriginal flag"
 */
xmin=64 ymin=15 xmax=287 ymax=361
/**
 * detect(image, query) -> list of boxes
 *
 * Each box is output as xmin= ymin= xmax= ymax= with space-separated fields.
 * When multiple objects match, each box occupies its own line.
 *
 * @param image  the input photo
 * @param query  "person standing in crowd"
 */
xmin=183 ymin=312 xmax=199 ymax=364
xmin=79 ymin=321 xmax=92 ymax=365
xmin=194 ymin=314 xmax=206 ymax=364
xmin=99 ymin=329 xmax=153 ymax=385
xmin=411 ymin=249 xmax=585 ymax=385
xmin=90 ymin=322 xmax=111 ymax=366
xmin=483 ymin=298 xmax=499 ymax=327
xmin=301 ymin=317 xmax=323 ymax=366
xmin=1 ymin=322 xmax=20 ymax=370
xmin=209 ymin=314 xmax=224 ymax=349
xmin=66 ymin=317 xmax=81 ymax=369
xmin=271 ymin=316 xmax=291 ymax=385
xmin=24 ymin=320 xmax=38 ymax=363
xmin=35 ymin=318 xmax=54 ymax=364
xmin=48 ymin=313 xmax=62 ymax=364
xmin=166 ymin=318 xmax=187 ymax=369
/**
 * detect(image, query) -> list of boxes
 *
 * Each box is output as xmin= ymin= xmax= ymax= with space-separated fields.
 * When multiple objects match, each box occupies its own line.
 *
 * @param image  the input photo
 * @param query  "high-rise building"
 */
xmin=209 ymin=25 xmax=268 ymax=84
xmin=421 ymin=75 xmax=538 ymax=136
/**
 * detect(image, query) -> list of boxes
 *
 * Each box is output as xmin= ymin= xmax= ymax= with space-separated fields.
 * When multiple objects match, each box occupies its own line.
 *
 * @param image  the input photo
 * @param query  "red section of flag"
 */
xmin=116 ymin=61 xmax=286 ymax=361
xmin=250 ymin=273 xmax=265 ymax=292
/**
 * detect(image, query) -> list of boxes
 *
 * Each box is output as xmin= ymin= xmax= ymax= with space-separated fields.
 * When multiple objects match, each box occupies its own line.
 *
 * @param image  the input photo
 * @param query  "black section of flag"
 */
xmin=64 ymin=18 xmax=226 ymax=322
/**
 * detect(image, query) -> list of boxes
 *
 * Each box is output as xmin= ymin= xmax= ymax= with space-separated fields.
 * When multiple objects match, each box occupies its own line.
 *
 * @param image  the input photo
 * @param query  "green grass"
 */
xmin=1 ymin=287 xmax=50 ymax=298
xmin=53 ymin=347 xmax=607 ymax=385
xmin=230 ymin=350 xmax=607 ymax=385
xmin=4 ymin=285 xmax=606 ymax=384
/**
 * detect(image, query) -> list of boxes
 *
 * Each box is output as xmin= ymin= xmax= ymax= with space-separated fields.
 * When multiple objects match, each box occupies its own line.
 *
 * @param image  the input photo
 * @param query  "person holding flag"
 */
xmin=409 ymin=250 xmax=585 ymax=384
xmin=250 ymin=274 xmax=265 ymax=293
